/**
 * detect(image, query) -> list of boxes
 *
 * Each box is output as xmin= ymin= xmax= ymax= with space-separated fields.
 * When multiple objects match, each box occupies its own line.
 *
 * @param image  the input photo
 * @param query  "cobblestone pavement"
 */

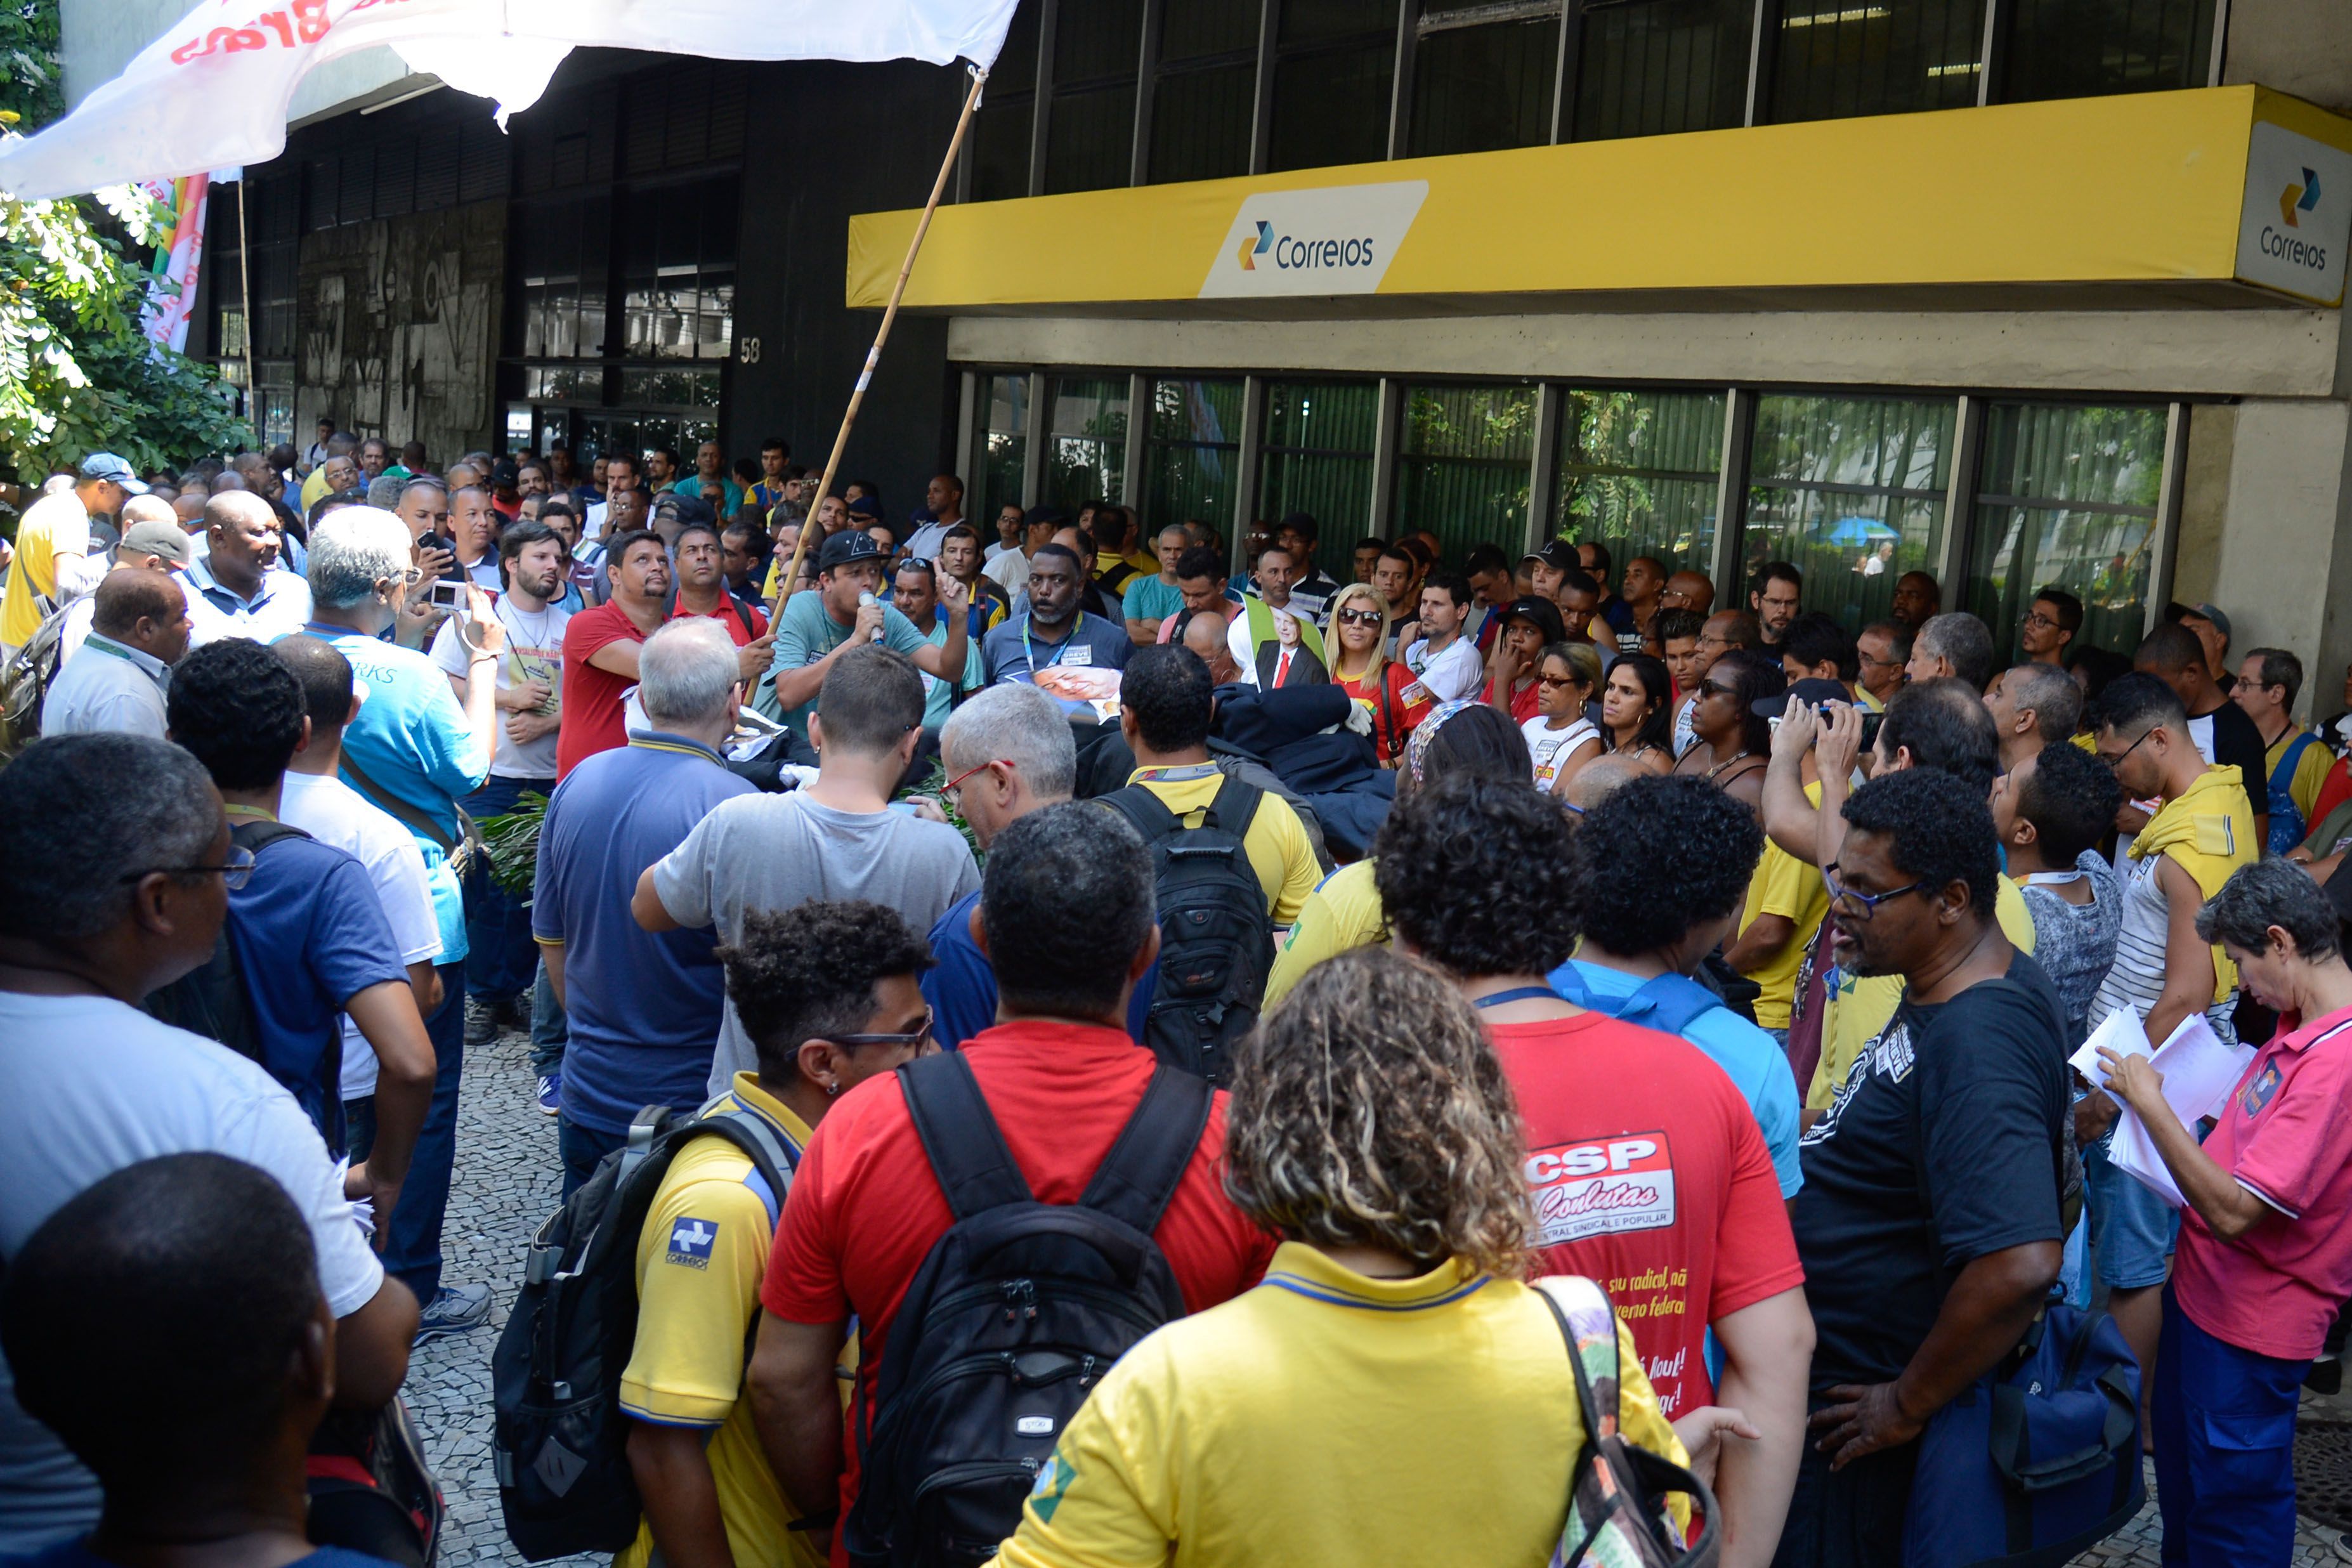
xmin=410 ymin=1025 xmax=2351 ymax=1567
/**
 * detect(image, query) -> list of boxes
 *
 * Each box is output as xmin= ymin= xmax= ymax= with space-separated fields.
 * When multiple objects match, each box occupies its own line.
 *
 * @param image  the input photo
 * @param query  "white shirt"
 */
xmin=0 ymin=990 xmax=382 ymax=1549
xmin=279 ymin=771 xmax=446 ymax=1101
xmin=181 ymin=556 xmax=314 ymax=647
xmin=1525 ymin=714 xmax=1600 ymax=790
xmin=984 ymin=546 xmax=1031 ymax=600
xmin=429 ymin=595 xmax=572 ymax=778
xmin=39 ymin=631 xmax=170 ymax=738
xmin=1402 ymin=634 xmax=1485 ymax=705
xmin=903 ymin=520 xmax=953 ymax=561
xmin=584 ymin=500 xmax=610 ymax=539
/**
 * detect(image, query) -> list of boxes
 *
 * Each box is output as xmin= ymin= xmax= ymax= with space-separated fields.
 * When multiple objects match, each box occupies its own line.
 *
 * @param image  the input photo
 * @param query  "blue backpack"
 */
xmin=2268 ymin=729 xmax=2321 ymax=856
xmin=1547 ymin=964 xmax=1727 ymax=1036
xmin=1900 ymin=1301 xmax=2143 ymax=1568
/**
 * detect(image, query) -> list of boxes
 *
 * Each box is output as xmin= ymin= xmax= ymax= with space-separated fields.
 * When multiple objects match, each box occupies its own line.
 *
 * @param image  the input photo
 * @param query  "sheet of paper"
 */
xmin=2069 ymin=1007 xmax=2150 ymax=1084
xmin=2108 ymin=1111 xmax=2185 ymax=1207
xmin=2146 ymin=1014 xmax=2257 ymax=1125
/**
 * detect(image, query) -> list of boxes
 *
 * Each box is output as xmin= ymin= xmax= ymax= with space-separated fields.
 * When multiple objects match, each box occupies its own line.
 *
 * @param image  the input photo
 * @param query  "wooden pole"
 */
xmin=237 ymin=178 xmax=258 ymax=440
xmin=773 ymin=63 xmax=986 ymax=602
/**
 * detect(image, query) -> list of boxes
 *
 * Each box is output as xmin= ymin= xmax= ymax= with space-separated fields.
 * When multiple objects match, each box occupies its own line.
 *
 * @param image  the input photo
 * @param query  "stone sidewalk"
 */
xmin=408 ymin=1025 xmax=2348 ymax=1567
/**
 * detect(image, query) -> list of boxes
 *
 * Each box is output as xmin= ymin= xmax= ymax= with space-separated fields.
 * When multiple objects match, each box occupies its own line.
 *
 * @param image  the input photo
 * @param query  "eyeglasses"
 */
xmin=1823 ymin=863 xmax=1934 ymax=920
xmin=833 ymin=1010 xmax=936 ymax=1050
xmin=2096 ymin=728 xmax=2155 ymax=773
xmin=2020 ymin=610 xmax=2060 ymax=630
xmin=1537 ymin=672 xmax=1579 ymax=688
xmin=126 ymin=842 xmax=256 ymax=891
xmin=943 ymin=758 xmax=1012 ymax=794
xmin=1335 ymin=608 xmax=1384 ymax=627
xmin=1857 ymin=651 xmax=1903 ymax=669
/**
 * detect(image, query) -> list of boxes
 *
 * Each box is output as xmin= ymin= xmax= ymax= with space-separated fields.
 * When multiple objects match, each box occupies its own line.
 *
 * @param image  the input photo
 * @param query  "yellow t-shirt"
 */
xmin=2267 ymin=727 xmax=2334 ymax=823
xmin=1264 ymin=860 xmax=1387 ymax=1006
xmin=0 ymin=487 xmax=91 ymax=646
xmin=987 ymin=1242 xmax=1686 ymax=1568
xmin=616 ymin=1076 xmax=825 ymax=1568
xmin=299 ymin=464 xmax=334 ymax=516
xmin=1128 ymin=765 xmax=1322 ymax=925
xmin=1737 ymin=836 xmax=1829 ymax=1031
xmin=1805 ymin=876 xmax=2040 ymax=1111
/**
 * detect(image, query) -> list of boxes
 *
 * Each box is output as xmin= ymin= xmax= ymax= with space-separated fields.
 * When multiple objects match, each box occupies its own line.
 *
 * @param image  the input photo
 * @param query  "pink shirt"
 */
xmin=2173 ymin=1004 xmax=2352 ymax=1360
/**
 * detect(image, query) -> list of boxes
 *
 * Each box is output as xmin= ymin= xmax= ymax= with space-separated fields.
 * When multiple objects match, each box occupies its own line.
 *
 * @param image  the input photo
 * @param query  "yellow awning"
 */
xmin=847 ymin=86 xmax=2352 ymax=313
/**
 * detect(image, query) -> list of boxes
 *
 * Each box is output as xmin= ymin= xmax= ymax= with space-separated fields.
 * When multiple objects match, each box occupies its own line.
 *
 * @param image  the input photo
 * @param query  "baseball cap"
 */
xmin=1022 ymin=505 xmax=1069 ymax=532
xmin=1754 ymin=676 xmax=1852 ymax=719
xmin=818 ymin=530 xmax=885 ymax=572
xmin=847 ymin=494 xmax=884 ymax=520
xmin=79 ymin=453 xmax=148 ymax=495
xmin=2186 ymin=602 xmax=2232 ymax=642
xmin=119 ymin=519 xmax=192 ymax=566
xmin=1501 ymin=595 xmax=1566 ymax=645
xmin=1522 ymin=539 xmax=1577 ymax=573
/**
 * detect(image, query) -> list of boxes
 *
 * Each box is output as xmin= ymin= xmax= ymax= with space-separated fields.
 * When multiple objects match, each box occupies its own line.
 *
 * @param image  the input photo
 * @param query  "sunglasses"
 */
xmin=1537 ymin=673 xmax=1579 ymax=688
xmin=1335 ymin=608 xmax=1385 ymax=627
xmin=833 ymin=1009 xmax=937 ymax=1050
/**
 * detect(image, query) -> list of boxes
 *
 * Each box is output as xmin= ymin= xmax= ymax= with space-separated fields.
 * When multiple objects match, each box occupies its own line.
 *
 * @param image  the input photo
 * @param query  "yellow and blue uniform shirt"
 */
xmin=1127 ymin=764 xmax=1322 ymax=927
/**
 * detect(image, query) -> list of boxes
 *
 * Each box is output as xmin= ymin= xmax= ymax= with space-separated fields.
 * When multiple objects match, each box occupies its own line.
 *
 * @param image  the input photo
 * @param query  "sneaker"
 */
xmin=412 ymin=1281 xmax=493 ymax=1346
xmin=535 ymin=1073 xmax=561 ymax=1117
xmin=464 ymin=996 xmax=499 ymax=1047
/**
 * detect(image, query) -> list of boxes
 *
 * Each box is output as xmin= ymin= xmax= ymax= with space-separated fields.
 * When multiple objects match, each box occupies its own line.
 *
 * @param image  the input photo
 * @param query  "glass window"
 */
xmin=2003 ymin=0 xmax=2214 ymax=103
xmin=1742 ymin=393 xmax=1956 ymax=630
xmin=1770 ymin=0 xmax=1986 ymax=123
xmin=1394 ymin=383 xmax=1539 ymax=565
xmin=1045 ymin=0 xmax=1142 ymax=193
xmin=972 ymin=373 xmax=1031 ymax=524
xmin=1270 ymin=0 xmax=1395 ymax=173
xmin=1574 ymin=0 xmax=1753 ymax=141
xmin=1409 ymin=5 xmax=1560 ymax=159
xmin=1554 ymin=388 xmax=1725 ymax=575
xmin=1149 ymin=0 xmax=1259 ymax=185
xmin=1145 ymin=377 xmax=1245 ymax=539
xmin=1965 ymin=403 xmax=2167 ymax=661
xmin=1258 ymin=381 xmax=1380 ymax=578
xmin=1045 ymin=377 xmax=1132 ymax=508
xmin=972 ymin=0 xmax=1042 ymax=199
xmin=618 ymin=368 xmax=721 ymax=408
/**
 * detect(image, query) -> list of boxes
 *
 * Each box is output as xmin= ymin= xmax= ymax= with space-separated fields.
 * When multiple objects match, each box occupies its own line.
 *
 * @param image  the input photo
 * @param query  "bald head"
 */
xmin=202 ymin=490 xmax=282 ymax=587
xmin=1663 ymin=570 xmax=1714 ymax=617
xmin=89 ymin=567 xmax=190 ymax=665
xmin=206 ymin=470 xmax=246 ymax=495
xmin=1565 ymin=752 xmax=1648 ymax=811
xmin=120 ymin=495 xmax=176 ymax=529
xmin=172 ymin=493 xmax=206 ymax=525
xmin=1179 ymin=609 xmax=1236 ymax=683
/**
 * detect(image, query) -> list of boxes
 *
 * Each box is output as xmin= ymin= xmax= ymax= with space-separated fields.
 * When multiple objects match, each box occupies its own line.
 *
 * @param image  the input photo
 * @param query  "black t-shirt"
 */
xmin=2199 ymin=697 xmax=2269 ymax=806
xmin=1792 ymin=951 xmax=2069 ymax=1390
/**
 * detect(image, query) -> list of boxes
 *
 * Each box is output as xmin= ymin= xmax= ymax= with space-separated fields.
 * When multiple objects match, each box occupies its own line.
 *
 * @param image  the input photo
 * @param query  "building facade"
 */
xmin=58 ymin=0 xmax=2352 ymax=702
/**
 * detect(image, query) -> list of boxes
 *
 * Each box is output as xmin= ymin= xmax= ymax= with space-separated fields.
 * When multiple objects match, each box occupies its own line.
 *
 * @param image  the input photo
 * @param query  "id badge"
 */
xmin=1064 ymin=646 xmax=1094 ymax=667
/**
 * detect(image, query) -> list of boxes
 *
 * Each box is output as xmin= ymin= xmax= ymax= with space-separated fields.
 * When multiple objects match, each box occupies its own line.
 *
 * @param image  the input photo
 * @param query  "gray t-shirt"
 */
xmin=651 ymin=792 xmax=981 ymax=1095
xmin=2016 ymin=849 xmax=2122 ymax=1048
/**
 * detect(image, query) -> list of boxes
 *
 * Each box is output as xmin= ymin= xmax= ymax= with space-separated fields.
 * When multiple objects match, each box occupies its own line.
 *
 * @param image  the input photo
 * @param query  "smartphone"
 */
xmin=1858 ymin=710 xmax=1885 ymax=750
xmin=426 ymin=580 xmax=467 ymax=612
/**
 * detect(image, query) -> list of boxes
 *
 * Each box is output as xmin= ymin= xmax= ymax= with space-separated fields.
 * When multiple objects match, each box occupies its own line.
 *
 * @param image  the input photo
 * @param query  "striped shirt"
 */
xmin=2088 ymin=844 xmax=2237 ymax=1047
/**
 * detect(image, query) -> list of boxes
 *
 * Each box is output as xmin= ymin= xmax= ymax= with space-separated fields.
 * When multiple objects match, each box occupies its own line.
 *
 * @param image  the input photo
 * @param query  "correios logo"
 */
xmin=2259 ymin=162 xmax=2331 ymax=273
xmin=2237 ymin=124 xmax=2352 ymax=305
xmin=2282 ymin=167 xmax=2323 ymax=228
xmin=1199 ymin=180 xmax=1428 ymax=299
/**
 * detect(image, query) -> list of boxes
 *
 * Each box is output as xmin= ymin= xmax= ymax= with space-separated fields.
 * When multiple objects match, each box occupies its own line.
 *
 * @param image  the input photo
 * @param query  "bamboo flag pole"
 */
xmin=773 ymin=62 xmax=987 ymax=603
xmin=237 ymin=178 xmax=258 ymax=436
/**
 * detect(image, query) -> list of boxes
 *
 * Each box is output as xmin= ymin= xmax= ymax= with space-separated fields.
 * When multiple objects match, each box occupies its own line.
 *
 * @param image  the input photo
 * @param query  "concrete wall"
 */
xmin=2226 ymin=0 xmax=2352 ymax=115
xmin=296 ymin=200 xmax=506 ymax=462
xmin=60 ymin=0 xmax=418 ymax=124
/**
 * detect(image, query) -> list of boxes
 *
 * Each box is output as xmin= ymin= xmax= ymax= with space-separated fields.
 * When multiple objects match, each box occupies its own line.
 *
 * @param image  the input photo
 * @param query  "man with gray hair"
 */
xmin=302 ymin=504 xmax=504 ymax=1340
xmin=0 ymin=733 xmax=417 ymax=1550
xmin=922 ymin=683 xmax=1114 ymax=1049
xmin=1904 ymin=610 xmax=1996 ymax=692
xmin=636 ymin=645 xmax=979 ymax=1095
xmin=1983 ymin=658 xmax=2084 ymax=772
xmin=533 ymin=618 xmax=757 ymax=1193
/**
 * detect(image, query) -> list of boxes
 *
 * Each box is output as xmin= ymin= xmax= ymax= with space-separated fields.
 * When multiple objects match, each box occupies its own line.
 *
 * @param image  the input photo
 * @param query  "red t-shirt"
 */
xmin=670 ymin=596 xmax=769 ymax=644
xmin=761 ymin=1022 xmax=1277 ymax=1549
xmin=2174 ymin=1006 xmax=2352 ymax=1360
xmin=1488 ymin=1013 xmax=1804 ymax=1417
xmin=1338 ymin=661 xmax=1418 ymax=762
xmin=556 ymin=601 xmax=650 ymax=778
xmin=1484 ymin=674 xmax=1541 ymax=724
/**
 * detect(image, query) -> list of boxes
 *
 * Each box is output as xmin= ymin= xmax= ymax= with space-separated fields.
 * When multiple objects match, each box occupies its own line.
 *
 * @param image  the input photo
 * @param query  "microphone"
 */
xmin=858 ymin=590 xmax=884 ymax=642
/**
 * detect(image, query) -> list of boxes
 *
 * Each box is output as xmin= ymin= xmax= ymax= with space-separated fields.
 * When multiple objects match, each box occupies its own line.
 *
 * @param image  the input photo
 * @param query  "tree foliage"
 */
xmin=0 ymin=0 xmax=249 ymax=490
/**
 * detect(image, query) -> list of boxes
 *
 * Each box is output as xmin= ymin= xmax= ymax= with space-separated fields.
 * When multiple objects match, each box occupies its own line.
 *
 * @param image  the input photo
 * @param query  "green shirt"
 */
xmin=760 ymin=591 xmax=934 ymax=735
xmin=1123 ymin=575 xmax=1185 ymax=625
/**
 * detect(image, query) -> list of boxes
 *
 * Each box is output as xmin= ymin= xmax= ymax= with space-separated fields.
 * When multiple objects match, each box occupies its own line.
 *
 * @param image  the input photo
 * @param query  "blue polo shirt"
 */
xmin=229 ymin=826 xmax=408 ymax=1151
xmin=1550 ymin=957 xmax=1806 ymax=1198
xmin=923 ymin=889 xmax=1155 ymax=1051
xmin=296 ymin=621 xmax=490 ymax=964
xmin=532 ymin=732 xmax=756 ymax=1135
xmin=978 ymin=611 xmax=1134 ymax=689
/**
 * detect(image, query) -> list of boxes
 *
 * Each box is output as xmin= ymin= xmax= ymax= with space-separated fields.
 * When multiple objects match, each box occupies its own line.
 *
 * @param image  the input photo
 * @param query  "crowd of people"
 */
xmin=6 ymin=422 xmax=2352 ymax=1568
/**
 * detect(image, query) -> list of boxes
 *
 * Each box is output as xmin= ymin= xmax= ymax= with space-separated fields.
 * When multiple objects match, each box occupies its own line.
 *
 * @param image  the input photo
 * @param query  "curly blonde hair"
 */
xmin=1224 ymin=948 xmax=1532 ymax=1279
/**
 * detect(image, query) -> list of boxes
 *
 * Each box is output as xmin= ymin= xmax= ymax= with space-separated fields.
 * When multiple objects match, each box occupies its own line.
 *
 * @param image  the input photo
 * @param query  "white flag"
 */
xmin=0 ymin=0 xmax=1019 ymax=200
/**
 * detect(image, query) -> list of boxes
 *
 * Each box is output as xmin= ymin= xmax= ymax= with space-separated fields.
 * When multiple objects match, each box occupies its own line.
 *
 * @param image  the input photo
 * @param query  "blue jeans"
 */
xmin=2086 ymin=1130 xmax=2181 ymax=1290
xmin=529 ymin=957 xmax=567 ymax=1076
xmin=559 ymin=1114 xmax=627 ymax=1199
xmin=382 ymin=961 xmax=465 ymax=1309
xmin=2154 ymin=1286 xmax=2305 ymax=1566
xmin=463 ymin=774 xmax=554 ymax=1003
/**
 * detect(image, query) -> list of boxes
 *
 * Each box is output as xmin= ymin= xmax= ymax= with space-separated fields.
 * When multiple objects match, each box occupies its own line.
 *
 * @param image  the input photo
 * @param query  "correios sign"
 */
xmin=2236 ymin=121 xmax=2352 ymax=306
xmin=1199 ymin=180 xmax=1430 ymax=299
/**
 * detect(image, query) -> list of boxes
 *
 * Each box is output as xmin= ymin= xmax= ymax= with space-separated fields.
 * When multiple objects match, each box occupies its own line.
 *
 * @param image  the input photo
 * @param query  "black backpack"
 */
xmin=0 ymin=596 xmax=69 ymax=752
xmin=492 ymin=1101 xmax=799 ymax=1562
xmin=1099 ymin=773 xmax=1273 ymax=1084
xmin=143 ymin=818 xmax=315 ymax=1069
xmin=841 ymin=1050 xmax=1211 ymax=1568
